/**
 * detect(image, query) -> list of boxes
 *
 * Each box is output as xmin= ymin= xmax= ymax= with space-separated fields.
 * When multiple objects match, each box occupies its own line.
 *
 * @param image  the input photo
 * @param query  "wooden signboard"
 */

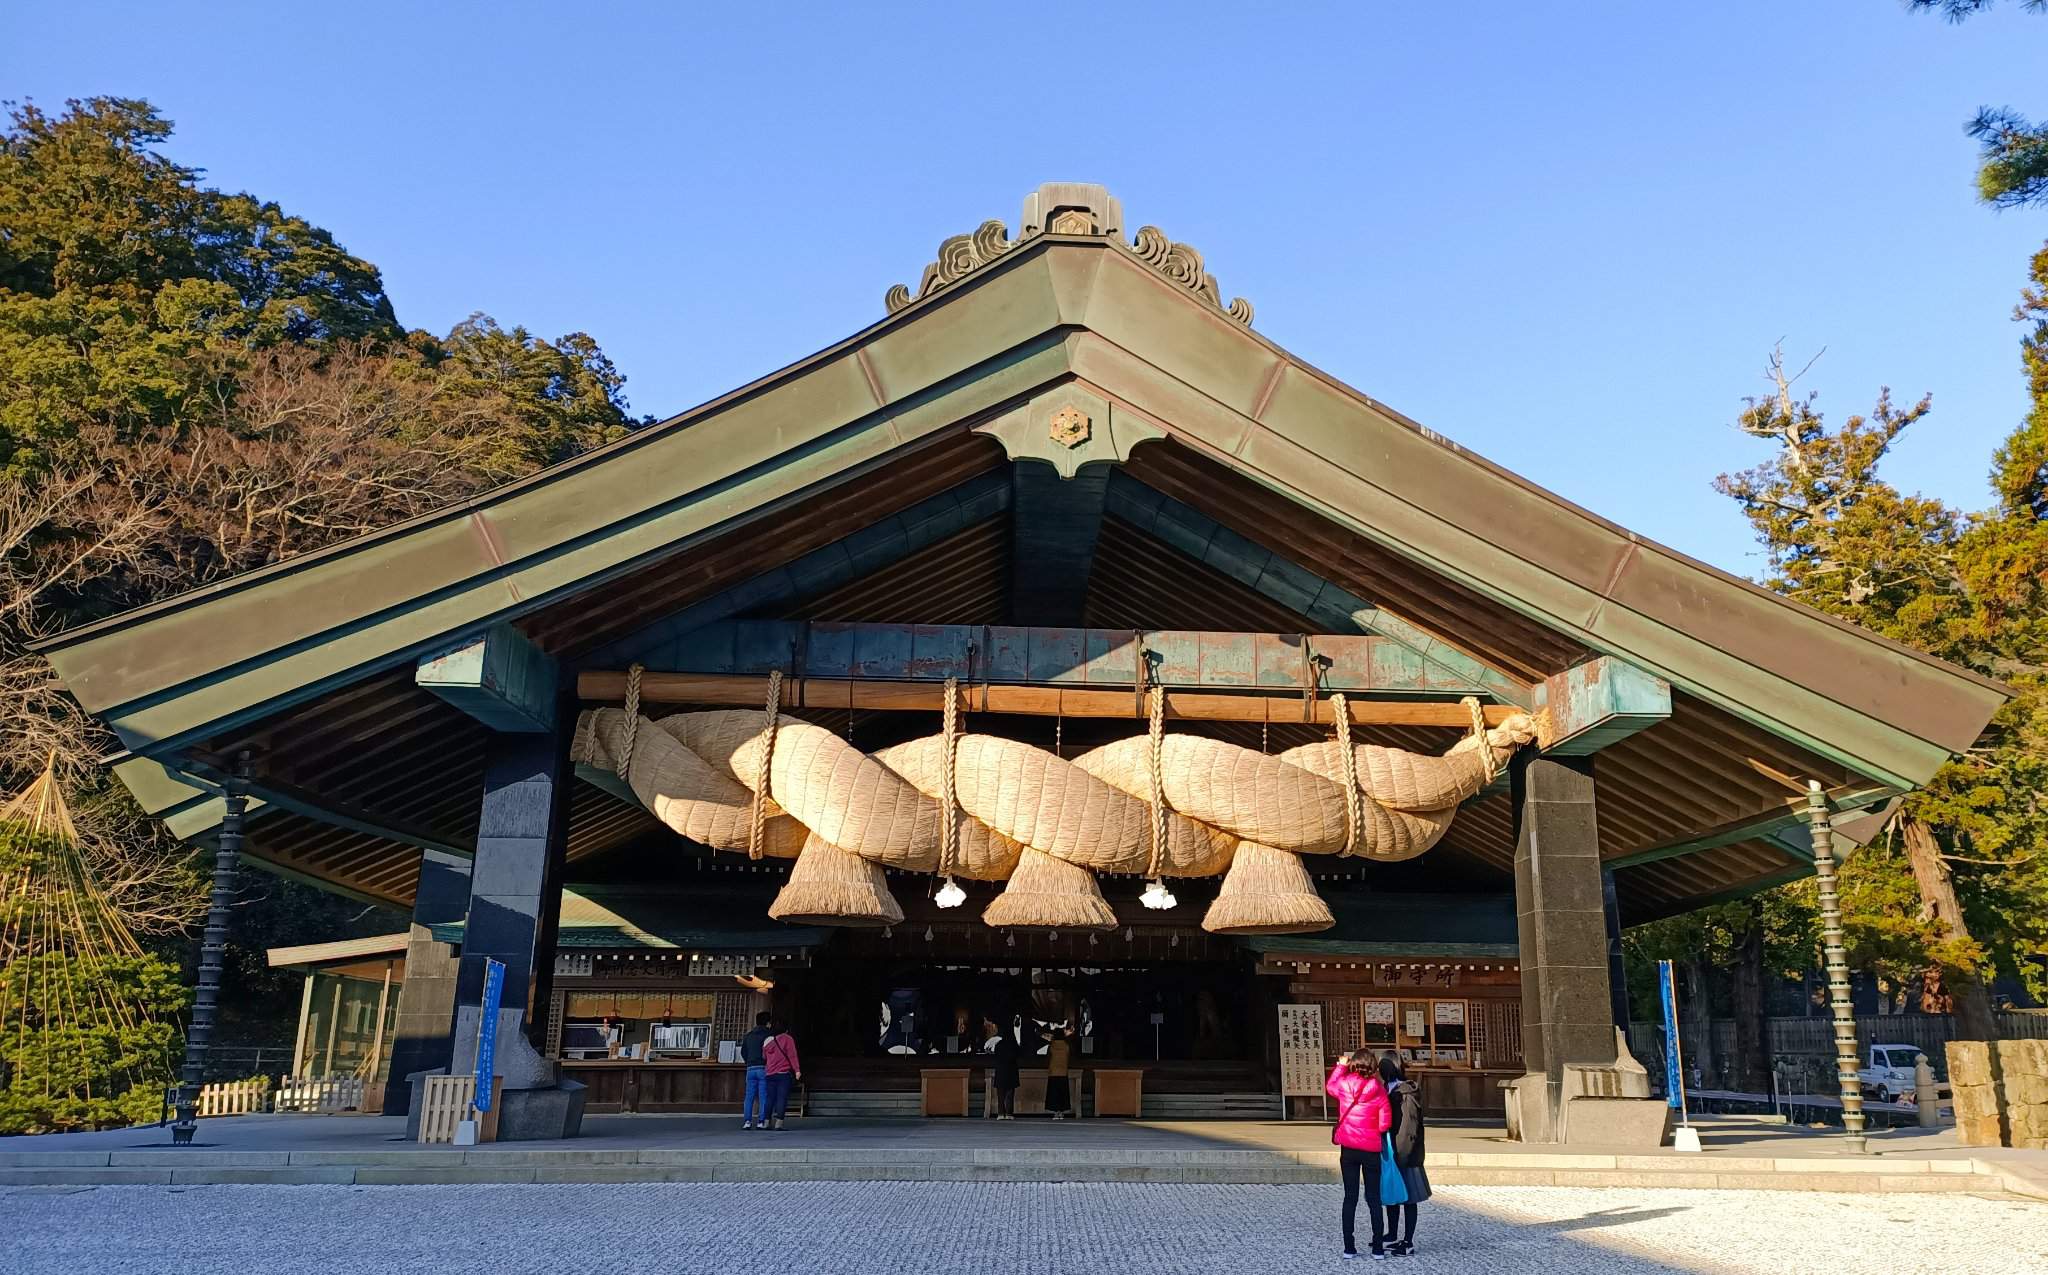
xmin=1279 ymin=1003 xmax=1326 ymax=1120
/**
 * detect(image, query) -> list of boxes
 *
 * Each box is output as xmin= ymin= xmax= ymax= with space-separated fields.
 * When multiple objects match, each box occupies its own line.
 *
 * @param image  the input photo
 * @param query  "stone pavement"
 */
xmin=2 ymin=1181 xmax=2044 ymax=1275
xmin=4 ymin=1111 xmax=2045 ymax=1197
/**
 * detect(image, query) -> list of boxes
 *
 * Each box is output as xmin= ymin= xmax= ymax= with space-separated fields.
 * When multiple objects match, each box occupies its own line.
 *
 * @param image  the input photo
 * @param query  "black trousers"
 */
xmin=1386 ymin=1199 xmax=1418 ymax=1244
xmin=1338 ymin=1147 xmax=1385 ymax=1251
xmin=994 ymin=1085 xmax=1016 ymax=1117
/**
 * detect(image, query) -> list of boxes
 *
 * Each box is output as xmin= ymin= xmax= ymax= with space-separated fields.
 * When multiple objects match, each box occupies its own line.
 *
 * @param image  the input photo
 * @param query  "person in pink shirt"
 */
xmin=1325 ymin=1049 xmax=1394 ymax=1259
xmin=762 ymin=1020 xmax=802 ymax=1130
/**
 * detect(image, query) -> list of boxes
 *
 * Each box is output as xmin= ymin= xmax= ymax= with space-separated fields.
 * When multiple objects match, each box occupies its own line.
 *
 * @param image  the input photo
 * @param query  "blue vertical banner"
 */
xmin=1657 ymin=959 xmax=1682 ymax=1110
xmin=473 ymin=958 xmax=506 ymax=1113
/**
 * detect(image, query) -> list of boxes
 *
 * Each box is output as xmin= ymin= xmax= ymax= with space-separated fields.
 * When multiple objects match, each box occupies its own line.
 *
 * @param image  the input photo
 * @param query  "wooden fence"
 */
xmin=195 ymin=1078 xmax=270 ymax=1117
xmin=416 ymin=1075 xmax=476 ymax=1143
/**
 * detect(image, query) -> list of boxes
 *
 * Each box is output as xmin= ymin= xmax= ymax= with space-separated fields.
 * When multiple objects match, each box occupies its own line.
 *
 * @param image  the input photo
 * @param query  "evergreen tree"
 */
xmin=1908 ymin=1 xmax=2048 ymax=208
xmin=1715 ymin=328 xmax=2048 ymax=1033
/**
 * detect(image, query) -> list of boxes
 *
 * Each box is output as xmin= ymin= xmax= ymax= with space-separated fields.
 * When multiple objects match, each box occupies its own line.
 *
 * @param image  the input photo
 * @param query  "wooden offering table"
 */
xmin=1092 ymin=1069 xmax=1144 ymax=1118
xmin=920 ymin=1068 xmax=972 ymax=1116
xmin=563 ymin=1060 xmax=748 ymax=1114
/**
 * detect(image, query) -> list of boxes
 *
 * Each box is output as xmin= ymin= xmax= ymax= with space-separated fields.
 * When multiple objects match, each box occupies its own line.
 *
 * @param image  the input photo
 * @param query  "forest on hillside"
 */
xmin=0 ymin=98 xmax=642 ymax=1130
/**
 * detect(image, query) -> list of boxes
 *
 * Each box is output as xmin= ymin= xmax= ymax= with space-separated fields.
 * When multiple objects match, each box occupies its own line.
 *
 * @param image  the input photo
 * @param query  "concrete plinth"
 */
xmin=496 ymin=1080 xmax=588 ymax=1142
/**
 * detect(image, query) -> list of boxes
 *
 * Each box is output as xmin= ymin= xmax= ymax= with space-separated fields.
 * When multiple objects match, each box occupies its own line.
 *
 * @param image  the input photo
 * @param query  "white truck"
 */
xmin=1857 ymin=1042 xmax=1931 ymax=1103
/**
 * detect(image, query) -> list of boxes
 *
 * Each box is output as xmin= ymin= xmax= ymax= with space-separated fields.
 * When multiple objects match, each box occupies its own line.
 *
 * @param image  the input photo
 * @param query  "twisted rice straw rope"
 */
xmin=747 ymin=670 xmax=782 ymax=860
xmin=940 ymin=675 xmax=961 ymax=887
xmin=615 ymin=664 xmax=645 ymax=779
xmin=1146 ymin=685 xmax=1168 ymax=884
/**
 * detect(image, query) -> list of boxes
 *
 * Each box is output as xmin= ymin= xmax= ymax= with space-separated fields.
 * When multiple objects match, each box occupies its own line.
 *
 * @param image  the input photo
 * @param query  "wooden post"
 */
xmin=323 ymin=979 xmax=344 ymax=1075
xmin=291 ymin=976 xmax=315 ymax=1077
xmin=363 ymin=961 xmax=394 ymax=1080
xmin=1807 ymin=780 xmax=1867 ymax=1153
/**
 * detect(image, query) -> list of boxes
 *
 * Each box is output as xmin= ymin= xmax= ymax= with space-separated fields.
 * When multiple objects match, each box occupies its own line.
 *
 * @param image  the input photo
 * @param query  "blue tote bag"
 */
xmin=1379 ymin=1150 xmax=1409 ymax=1205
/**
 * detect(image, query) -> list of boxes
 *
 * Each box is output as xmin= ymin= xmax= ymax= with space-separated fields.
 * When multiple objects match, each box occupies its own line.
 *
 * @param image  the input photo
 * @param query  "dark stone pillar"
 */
xmin=380 ymin=848 xmax=471 ymax=1114
xmin=1511 ymin=753 xmax=1618 ymax=1137
xmin=1602 ymin=867 xmax=1631 ymax=1030
xmin=448 ymin=724 xmax=571 ymax=1082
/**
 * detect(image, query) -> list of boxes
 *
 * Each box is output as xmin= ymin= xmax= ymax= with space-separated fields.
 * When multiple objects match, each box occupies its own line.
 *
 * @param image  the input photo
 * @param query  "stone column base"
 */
xmin=1506 ymin=1030 xmax=1673 ymax=1146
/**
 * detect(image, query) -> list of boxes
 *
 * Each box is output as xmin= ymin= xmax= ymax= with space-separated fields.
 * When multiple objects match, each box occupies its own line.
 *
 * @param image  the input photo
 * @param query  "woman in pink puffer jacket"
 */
xmin=1325 ymin=1051 xmax=1393 ymax=1259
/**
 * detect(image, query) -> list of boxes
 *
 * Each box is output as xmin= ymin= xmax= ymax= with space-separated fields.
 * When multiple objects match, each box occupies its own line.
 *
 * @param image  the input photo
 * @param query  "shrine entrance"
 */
xmin=41 ymin=182 xmax=2003 ymax=1145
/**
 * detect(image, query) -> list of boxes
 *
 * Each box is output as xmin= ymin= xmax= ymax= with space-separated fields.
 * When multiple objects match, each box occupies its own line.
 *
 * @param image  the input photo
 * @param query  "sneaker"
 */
xmin=771 ymin=1118 xmax=784 ymax=1130
xmin=1391 ymin=1241 xmax=1413 ymax=1258
xmin=1369 ymin=1248 xmax=1387 ymax=1261
xmin=1341 ymin=1247 xmax=1359 ymax=1260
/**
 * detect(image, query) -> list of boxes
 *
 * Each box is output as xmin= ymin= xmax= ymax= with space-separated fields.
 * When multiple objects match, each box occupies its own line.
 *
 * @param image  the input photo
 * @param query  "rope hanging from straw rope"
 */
xmin=1145 ymin=685 xmax=1168 ymax=884
xmin=573 ymin=695 xmax=1538 ymax=932
xmin=1463 ymin=695 xmax=1498 ymax=784
xmin=939 ymin=675 xmax=961 ymax=889
xmin=1331 ymin=692 xmax=1361 ymax=856
xmin=747 ymin=670 xmax=782 ymax=861
xmin=615 ymin=663 xmax=645 ymax=779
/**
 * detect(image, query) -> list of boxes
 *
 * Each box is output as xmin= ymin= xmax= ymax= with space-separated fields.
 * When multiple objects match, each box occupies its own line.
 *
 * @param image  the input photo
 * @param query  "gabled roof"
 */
xmin=35 ymin=184 xmax=2007 ymax=918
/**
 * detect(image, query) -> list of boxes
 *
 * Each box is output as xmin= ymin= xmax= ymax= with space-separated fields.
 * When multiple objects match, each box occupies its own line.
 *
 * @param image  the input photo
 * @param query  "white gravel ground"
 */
xmin=2 ymin=1182 xmax=2042 ymax=1275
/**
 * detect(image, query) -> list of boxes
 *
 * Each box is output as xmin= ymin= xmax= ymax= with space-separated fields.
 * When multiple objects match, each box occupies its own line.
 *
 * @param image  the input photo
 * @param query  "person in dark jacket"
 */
xmin=1044 ymin=1027 xmax=1073 ymax=1119
xmin=1378 ymin=1053 xmax=1430 ymax=1256
xmin=986 ymin=1017 xmax=1021 ymax=1119
xmin=739 ymin=1011 xmax=772 ymax=1129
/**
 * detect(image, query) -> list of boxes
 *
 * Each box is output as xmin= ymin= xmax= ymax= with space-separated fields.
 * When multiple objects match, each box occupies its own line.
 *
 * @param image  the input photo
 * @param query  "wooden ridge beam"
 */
xmin=655 ymin=620 xmax=1514 ymax=698
xmin=576 ymin=670 xmax=1521 ymax=727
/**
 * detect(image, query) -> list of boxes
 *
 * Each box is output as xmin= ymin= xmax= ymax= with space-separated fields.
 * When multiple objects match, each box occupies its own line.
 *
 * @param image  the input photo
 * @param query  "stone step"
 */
xmin=803 ymin=1092 xmax=925 ymax=1117
xmin=0 ymin=1146 xmax=2018 ymax=1193
xmin=1141 ymin=1093 xmax=1282 ymax=1119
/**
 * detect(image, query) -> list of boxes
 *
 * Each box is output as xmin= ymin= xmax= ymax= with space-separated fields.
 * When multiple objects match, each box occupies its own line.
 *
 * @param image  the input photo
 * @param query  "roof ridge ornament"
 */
xmin=1130 ymin=224 xmax=1254 ymax=327
xmin=883 ymin=219 xmax=1013 ymax=314
xmin=884 ymin=182 xmax=1253 ymax=328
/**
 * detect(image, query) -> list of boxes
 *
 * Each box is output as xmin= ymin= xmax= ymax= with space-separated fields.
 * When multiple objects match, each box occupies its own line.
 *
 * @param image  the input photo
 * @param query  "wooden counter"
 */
xmin=562 ymin=1061 xmax=750 ymax=1114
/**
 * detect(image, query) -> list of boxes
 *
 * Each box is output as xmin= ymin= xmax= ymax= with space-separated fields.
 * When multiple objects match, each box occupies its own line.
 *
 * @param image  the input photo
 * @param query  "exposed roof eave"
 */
xmin=36 ymin=235 xmax=2005 ymax=796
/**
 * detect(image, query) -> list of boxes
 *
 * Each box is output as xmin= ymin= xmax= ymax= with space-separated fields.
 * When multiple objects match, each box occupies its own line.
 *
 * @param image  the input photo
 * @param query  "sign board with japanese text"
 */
xmin=1278 ymin=1004 xmax=1326 ymax=1098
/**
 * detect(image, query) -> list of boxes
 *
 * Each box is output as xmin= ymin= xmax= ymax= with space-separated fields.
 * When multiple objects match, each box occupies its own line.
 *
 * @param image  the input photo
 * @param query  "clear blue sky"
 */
xmin=9 ymin=2 xmax=2045 ymax=577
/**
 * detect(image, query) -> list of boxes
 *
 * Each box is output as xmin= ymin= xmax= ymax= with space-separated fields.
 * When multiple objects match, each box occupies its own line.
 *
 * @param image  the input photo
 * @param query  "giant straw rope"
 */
xmin=571 ymin=672 xmax=1537 ymax=935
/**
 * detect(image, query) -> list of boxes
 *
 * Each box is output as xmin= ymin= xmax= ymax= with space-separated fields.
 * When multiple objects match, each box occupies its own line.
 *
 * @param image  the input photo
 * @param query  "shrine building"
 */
xmin=36 ymin=184 xmax=2006 ymax=1140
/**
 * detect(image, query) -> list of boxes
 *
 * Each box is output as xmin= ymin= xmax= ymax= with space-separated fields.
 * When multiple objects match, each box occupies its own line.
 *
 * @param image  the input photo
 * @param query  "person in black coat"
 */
xmin=1378 ymin=1053 xmax=1430 ymax=1256
xmin=986 ymin=1017 xmax=1021 ymax=1119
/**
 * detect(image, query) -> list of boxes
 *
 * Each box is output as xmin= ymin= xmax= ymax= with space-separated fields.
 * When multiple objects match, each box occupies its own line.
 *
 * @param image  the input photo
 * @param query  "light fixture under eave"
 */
xmin=1140 ymin=878 xmax=1177 ymax=910
xmin=935 ymin=876 xmax=967 ymax=909
xmin=924 ymin=925 xmax=934 ymax=942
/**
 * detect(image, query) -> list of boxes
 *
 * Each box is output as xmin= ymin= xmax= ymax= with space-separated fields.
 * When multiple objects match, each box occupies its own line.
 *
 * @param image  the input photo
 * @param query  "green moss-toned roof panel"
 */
xmin=35 ymin=230 xmax=2006 ymax=797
